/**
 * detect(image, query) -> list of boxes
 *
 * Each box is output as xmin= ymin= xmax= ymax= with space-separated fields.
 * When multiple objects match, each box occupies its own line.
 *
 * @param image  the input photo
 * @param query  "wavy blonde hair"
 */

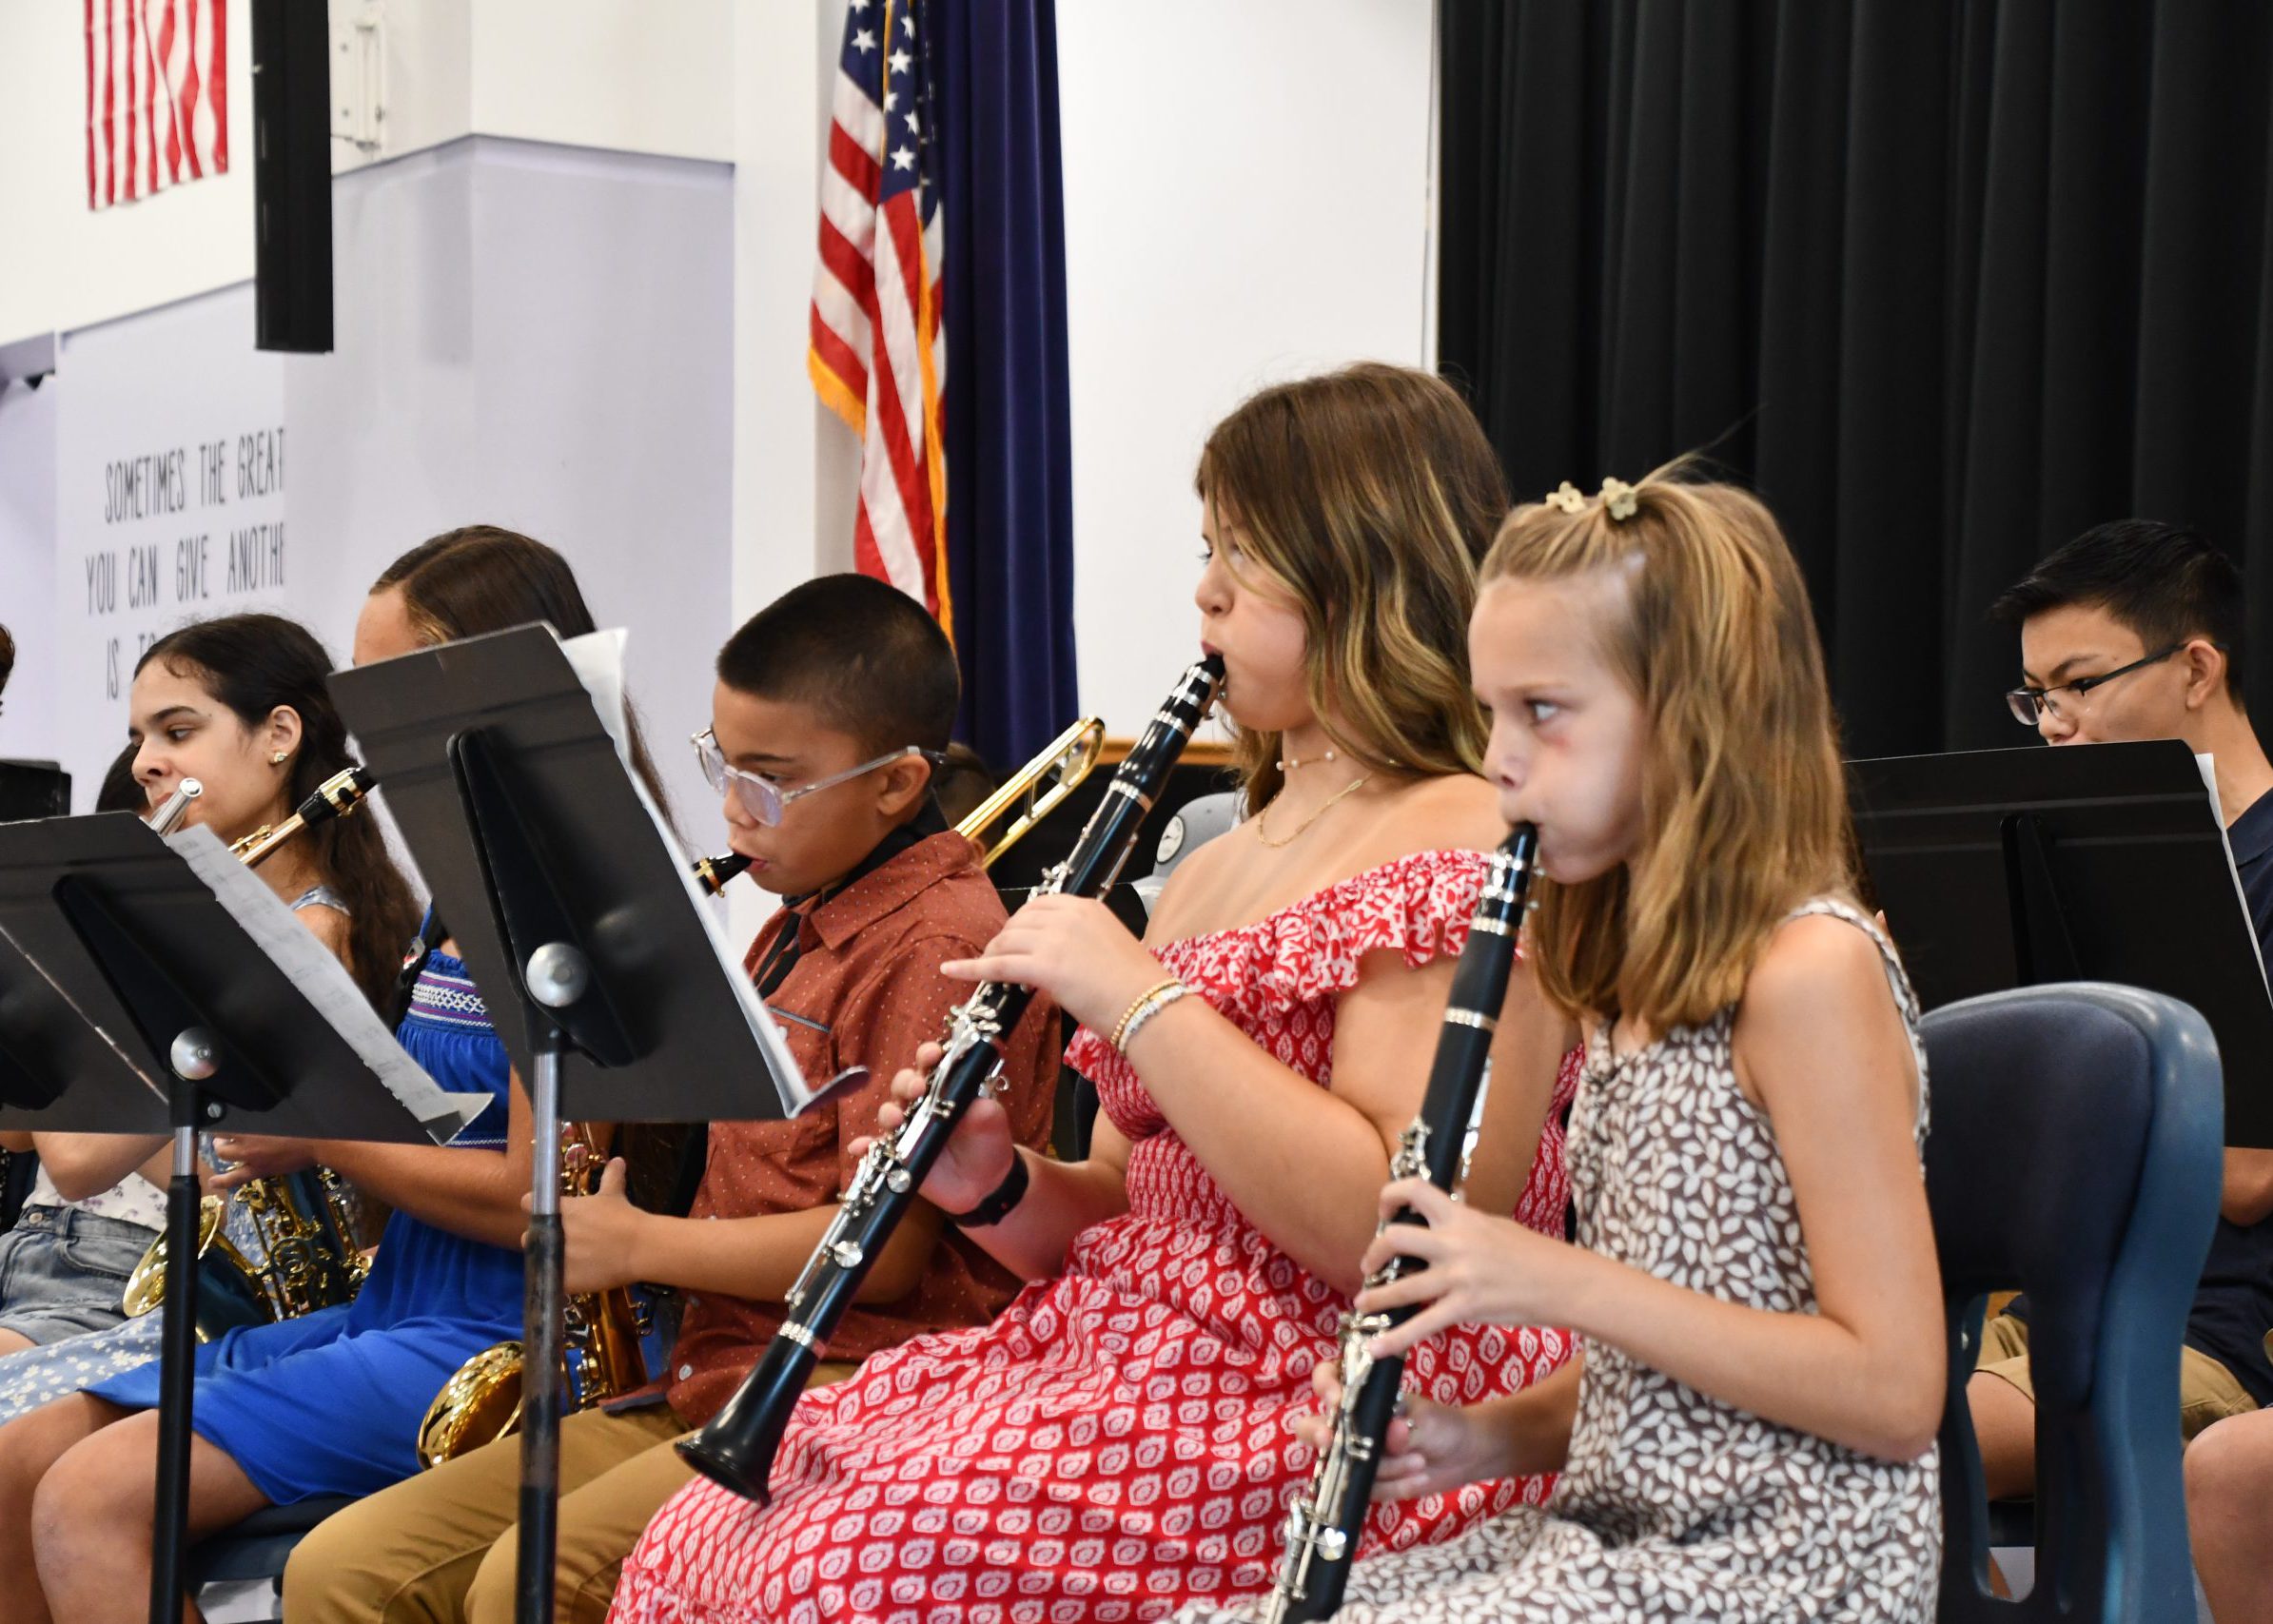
xmin=1196 ymin=363 xmax=1510 ymax=814
xmin=1483 ymin=464 xmax=1853 ymax=1032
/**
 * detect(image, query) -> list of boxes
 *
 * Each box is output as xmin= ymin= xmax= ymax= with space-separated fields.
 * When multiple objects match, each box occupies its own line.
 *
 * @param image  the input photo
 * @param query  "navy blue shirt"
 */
xmin=2008 ymin=785 xmax=2273 ymax=1404
xmin=2190 ymin=787 xmax=2273 ymax=1404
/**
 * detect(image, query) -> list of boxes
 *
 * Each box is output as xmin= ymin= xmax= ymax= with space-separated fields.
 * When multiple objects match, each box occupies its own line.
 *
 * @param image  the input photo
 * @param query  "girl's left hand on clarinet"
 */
xmin=1356 ymin=1177 xmax=1584 ymax=1358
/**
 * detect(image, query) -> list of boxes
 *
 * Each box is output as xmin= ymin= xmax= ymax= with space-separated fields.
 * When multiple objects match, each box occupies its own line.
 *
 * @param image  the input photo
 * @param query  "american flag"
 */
xmin=813 ymin=0 xmax=953 ymax=633
xmin=85 ymin=0 xmax=228 ymax=212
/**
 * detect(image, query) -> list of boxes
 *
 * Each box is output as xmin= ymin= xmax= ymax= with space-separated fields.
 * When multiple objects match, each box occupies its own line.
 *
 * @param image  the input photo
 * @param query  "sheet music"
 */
xmin=167 ymin=826 xmax=493 ymax=1141
xmin=559 ymin=628 xmax=821 ymax=1114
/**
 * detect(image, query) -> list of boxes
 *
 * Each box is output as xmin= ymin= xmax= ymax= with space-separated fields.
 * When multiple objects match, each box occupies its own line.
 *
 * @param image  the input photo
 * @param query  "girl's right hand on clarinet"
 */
xmin=1291 ymin=1359 xmax=1503 ymax=1502
xmin=850 ymin=1041 xmax=1016 ymax=1215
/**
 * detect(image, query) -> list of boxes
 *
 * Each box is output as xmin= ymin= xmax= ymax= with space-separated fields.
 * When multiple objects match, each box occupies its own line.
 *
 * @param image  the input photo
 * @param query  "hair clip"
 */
xmin=1599 ymin=478 xmax=1638 ymax=521
xmin=1545 ymin=480 xmax=1587 ymax=516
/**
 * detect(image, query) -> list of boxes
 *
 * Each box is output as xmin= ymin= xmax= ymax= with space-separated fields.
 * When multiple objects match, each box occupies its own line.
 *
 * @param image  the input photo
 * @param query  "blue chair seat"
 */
xmin=1921 ymin=982 xmax=2222 ymax=1623
xmin=187 ymin=1493 xmax=354 ymax=1591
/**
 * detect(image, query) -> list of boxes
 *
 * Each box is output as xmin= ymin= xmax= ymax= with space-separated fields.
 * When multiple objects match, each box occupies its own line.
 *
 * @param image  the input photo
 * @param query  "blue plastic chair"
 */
xmin=1921 ymin=983 xmax=2222 ymax=1622
xmin=186 ymin=1494 xmax=351 ymax=1600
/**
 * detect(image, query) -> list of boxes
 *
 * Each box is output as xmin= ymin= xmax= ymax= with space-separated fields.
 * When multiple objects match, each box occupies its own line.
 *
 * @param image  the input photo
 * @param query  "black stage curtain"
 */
xmin=1439 ymin=1 xmax=2273 ymax=755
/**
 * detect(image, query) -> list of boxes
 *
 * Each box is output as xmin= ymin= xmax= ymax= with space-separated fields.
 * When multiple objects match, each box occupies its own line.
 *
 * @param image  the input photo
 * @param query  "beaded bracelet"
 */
xmin=1117 ymin=982 xmax=1191 ymax=1054
xmin=1109 ymin=978 xmax=1185 ymax=1050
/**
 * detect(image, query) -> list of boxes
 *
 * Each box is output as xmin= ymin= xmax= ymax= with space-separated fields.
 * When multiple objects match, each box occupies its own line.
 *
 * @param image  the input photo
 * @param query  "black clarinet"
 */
xmin=678 ymin=654 xmax=1225 ymax=1503
xmin=1264 ymin=823 xmax=1541 ymax=1622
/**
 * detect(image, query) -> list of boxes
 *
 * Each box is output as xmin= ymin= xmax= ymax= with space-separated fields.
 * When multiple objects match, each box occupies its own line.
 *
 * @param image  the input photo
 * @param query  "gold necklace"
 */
xmin=1255 ymin=773 xmax=1372 ymax=849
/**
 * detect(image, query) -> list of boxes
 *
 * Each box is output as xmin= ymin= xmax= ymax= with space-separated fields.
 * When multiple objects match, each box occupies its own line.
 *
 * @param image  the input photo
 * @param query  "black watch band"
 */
xmin=951 ymin=1149 xmax=1030 ymax=1228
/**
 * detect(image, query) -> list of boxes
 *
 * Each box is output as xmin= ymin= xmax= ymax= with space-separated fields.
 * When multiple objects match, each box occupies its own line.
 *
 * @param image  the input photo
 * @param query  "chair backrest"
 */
xmin=1130 ymin=790 xmax=1242 ymax=914
xmin=1921 ymin=982 xmax=2223 ymax=1623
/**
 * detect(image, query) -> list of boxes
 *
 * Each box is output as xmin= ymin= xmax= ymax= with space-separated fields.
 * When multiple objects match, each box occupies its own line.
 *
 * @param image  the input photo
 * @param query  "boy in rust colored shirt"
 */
xmin=286 ymin=575 xmax=1060 ymax=1624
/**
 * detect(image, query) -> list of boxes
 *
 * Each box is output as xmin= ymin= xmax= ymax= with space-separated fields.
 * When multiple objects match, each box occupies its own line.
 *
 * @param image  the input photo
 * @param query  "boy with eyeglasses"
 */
xmin=285 ymin=573 xmax=1060 ymax=1624
xmin=1973 ymin=519 xmax=2273 ymax=1516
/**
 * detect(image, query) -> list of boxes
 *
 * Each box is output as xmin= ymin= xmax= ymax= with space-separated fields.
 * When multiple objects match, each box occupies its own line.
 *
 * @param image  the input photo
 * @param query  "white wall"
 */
xmin=0 ymin=0 xmax=257 ymax=351
xmin=0 ymin=0 xmax=735 ymax=349
xmin=1053 ymin=0 xmax=1438 ymax=734
xmin=21 ymin=140 xmax=733 ymax=826
xmin=0 ymin=382 xmax=62 ymax=768
xmin=713 ymin=0 xmax=1440 ymax=743
xmin=471 ymin=0 xmax=733 ymax=164
xmin=4 ymin=0 xmax=1440 ymax=812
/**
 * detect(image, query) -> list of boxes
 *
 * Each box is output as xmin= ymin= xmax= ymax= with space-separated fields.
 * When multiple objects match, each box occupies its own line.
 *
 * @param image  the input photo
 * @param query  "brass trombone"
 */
xmin=956 ymin=717 xmax=1105 ymax=867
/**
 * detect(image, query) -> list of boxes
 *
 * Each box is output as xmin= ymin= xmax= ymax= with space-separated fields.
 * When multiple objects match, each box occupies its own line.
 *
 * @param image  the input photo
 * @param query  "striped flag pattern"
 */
xmin=85 ymin=0 xmax=228 ymax=212
xmin=812 ymin=0 xmax=953 ymax=634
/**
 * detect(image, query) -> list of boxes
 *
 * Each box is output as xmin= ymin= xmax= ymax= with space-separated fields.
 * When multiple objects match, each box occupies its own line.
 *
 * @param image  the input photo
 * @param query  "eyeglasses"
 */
xmin=691 ymin=730 xmax=939 ymax=826
xmin=2004 ymin=642 xmax=2212 ymax=726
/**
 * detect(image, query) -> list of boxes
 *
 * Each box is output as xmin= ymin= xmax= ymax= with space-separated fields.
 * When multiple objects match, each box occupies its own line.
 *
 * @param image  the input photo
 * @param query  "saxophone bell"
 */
xmin=415 ymin=1122 xmax=652 ymax=1468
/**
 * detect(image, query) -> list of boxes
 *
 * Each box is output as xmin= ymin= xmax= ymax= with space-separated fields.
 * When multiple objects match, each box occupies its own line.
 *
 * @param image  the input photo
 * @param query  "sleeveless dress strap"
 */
xmin=1783 ymin=896 xmax=1930 ymax=1129
xmin=290 ymin=884 xmax=350 ymax=916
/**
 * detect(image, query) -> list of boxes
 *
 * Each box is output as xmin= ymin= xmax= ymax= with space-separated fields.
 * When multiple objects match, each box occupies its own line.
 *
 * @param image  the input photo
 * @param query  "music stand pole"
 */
xmin=514 ymin=950 xmax=584 ymax=1624
xmin=147 ymin=1032 xmax=213 ymax=1621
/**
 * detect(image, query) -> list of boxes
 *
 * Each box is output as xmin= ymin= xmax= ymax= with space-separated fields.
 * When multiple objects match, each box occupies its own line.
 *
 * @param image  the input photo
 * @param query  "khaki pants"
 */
xmin=1974 ymin=1312 xmax=2256 ymax=1441
xmin=284 ymin=1363 xmax=857 ymax=1624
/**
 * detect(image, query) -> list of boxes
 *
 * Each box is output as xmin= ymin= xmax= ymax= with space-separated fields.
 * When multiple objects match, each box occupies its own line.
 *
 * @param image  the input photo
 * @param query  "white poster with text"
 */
xmin=54 ymin=285 xmax=287 ymax=809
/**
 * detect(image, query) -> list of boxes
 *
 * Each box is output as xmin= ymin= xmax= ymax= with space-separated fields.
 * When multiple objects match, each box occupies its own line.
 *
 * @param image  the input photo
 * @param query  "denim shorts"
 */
xmin=0 ymin=1204 xmax=159 ymax=1345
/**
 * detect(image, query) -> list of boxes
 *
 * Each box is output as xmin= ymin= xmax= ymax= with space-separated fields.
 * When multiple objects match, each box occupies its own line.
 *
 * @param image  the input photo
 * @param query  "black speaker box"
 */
xmin=252 ymin=0 xmax=333 ymax=354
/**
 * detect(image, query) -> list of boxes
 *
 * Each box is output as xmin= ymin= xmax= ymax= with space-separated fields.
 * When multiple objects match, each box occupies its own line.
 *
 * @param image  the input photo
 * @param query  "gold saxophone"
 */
xmin=416 ymin=1124 xmax=650 ymax=1467
xmin=120 ymin=767 xmax=381 ymax=1340
xmin=416 ymin=720 xmax=1107 ymax=1462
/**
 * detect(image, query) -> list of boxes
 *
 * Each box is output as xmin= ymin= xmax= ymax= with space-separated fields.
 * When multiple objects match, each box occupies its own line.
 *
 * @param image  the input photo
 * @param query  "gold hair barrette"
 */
xmin=1598 ymin=478 xmax=1638 ymax=521
xmin=1544 ymin=480 xmax=1587 ymax=516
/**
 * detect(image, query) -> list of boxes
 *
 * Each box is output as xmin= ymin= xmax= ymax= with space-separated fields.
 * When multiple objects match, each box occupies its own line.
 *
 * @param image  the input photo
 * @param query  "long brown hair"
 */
xmin=1195 ymin=363 xmax=1510 ymax=814
xmin=373 ymin=526 xmax=672 ymax=814
xmin=136 ymin=615 xmax=421 ymax=1014
xmin=1483 ymin=464 xmax=1852 ymax=1033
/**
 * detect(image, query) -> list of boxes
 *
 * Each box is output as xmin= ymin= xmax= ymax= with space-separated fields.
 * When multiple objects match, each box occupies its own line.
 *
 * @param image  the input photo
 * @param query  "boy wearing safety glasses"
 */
xmin=287 ymin=572 xmax=1060 ymax=1624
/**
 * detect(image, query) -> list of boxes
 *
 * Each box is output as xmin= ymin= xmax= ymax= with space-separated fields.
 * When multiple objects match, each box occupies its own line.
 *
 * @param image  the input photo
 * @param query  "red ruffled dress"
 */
xmin=612 ymin=851 xmax=1582 ymax=1624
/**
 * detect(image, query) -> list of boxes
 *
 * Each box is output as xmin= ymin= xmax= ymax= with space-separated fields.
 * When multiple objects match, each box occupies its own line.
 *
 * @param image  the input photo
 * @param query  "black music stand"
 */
xmin=331 ymin=623 xmax=817 ymax=1624
xmin=0 ymin=761 xmax=70 ymax=822
xmin=1851 ymin=738 xmax=2273 ymax=1149
xmin=0 ymin=814 xmax=489 ymax=1624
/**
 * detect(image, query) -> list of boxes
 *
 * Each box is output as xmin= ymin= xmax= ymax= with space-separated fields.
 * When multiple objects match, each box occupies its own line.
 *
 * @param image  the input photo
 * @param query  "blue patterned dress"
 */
xmin=84 ymin=949 xmax=526 ymax=1504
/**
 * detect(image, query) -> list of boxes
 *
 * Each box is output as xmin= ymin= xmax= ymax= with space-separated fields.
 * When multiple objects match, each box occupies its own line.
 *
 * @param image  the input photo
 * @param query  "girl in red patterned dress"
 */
xmin=611 ymin=363 xmax=1584 ymax=1624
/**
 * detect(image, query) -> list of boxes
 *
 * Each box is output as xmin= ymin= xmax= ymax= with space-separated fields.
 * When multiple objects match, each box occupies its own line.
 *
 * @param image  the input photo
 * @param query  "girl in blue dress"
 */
xmin=0 ymin=530 xmax=668 ymax=1624
xmin=0 ymin=718 xmax=404 ymax=1423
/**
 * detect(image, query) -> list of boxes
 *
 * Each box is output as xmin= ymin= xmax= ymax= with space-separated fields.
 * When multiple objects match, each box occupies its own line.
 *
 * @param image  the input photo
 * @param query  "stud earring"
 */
xmin=272 ymin=751 xmax=288 ymax=766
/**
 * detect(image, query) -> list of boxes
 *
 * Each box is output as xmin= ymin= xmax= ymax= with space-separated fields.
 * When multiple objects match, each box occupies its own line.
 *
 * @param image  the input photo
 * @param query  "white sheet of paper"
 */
xmin=2196 ymin=751 xmax=2271 ymax=995
xmin=558 ymin=628 xmax=820 ymax=1114
xmin=167 ymin=826 xmax=491 ymax=1141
